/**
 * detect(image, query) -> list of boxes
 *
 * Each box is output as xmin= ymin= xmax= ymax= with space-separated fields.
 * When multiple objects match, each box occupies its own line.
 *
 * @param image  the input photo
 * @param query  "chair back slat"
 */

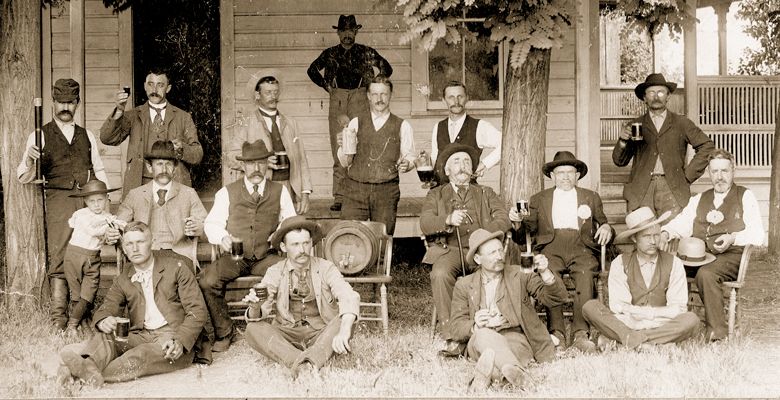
xmin=735 ymin=244 xmax=753 ymax=284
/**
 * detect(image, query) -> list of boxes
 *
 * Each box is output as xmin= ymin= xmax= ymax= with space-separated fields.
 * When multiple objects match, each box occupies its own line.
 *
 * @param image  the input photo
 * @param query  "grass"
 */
xmin=1 ymin=243 xmax=779 ymax=398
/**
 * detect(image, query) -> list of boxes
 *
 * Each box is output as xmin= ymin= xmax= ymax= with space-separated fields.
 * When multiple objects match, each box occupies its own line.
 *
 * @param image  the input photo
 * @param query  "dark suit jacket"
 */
xmin=100 ymin=103 xmax=203 ymax=198
xmin=513 ymin=187 xmax=612 ymax=253
xmin=612 ymin=111 xmax=714 ymax=210
xmin=446 ymin=264 xmax=568 ymax=363
xmin=92 ymin=251 xmax=208 ymax=351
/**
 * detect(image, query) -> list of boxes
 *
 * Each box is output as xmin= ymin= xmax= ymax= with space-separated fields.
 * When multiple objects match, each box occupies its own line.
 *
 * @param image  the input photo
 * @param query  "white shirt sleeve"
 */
xmin=665 ymin=257 xmax=689 ymax=315
xmin=607 ymin=256 xmax=633 ymax=315
xmin=86 ymin=129 xmax=109 ymax=185
xmin=430 ymin=123 xmax=440 ymax=164
xmin=204 ymin=187 xmax=230 ymax=245
xmin=475 ymin=119 xmax=502 ymax=169
xmin=279 ymin=185 xmax=297 ymax=222
xmin=734 ymin=189 xmax=765 ymax=246
xmin=399 ymin=120 xmax=416 ymax=164
xmin=662 ymin=193 xmax=700 ymax=239
xmin=16 ymin=132 xmax=37 ymax=184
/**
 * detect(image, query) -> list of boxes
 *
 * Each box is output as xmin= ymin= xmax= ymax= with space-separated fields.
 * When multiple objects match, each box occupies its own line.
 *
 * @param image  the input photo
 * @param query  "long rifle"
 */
xmin=33 ymin=98 xmax=50 ymax=283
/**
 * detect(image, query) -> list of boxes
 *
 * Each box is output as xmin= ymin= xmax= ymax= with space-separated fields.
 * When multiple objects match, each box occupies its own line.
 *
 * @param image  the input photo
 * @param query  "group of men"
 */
xmin=17 ymin=10 xmax=765 ymax=390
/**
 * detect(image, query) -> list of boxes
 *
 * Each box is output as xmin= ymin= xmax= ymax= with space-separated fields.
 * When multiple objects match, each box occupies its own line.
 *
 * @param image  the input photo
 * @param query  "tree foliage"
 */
xmin=607 ymin=0 xmax=696 ymax=39
xmin=736 ymin=0 xmax=780 ymax=75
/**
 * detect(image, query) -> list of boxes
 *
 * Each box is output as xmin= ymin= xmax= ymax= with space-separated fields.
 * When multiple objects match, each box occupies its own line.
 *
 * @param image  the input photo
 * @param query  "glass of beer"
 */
xmin=516 ymin=199 xmax=529 ymax=217
xmin=122 ymin=86 xmax=131 ymax=95
xmin=342 ymin=127 xmax=358 ymax=155
xmin=231 ymin=238 xmax=244 ymax=260
xmin=414 ymin=150 xmax=435 ymax=189
xmin=114 ymin=317 xmax=130 ymax=342
xmin=631 ymin=122 xmax=643 ymax=141
xmin=520 ymin=252 xmax=535 ymax=272
xmin=274 ymin=151 xmax=289 ymax=170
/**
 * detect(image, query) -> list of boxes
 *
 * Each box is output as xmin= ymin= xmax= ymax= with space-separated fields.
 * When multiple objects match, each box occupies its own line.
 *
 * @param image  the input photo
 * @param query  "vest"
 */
xmin=41 ymin=121 xmax=94 ymax=189
xmin=265 ymin=112 xmax=290 ymax=182
xmin=225 ymin=180 xmax=283 ymax=260
xmin=348 ymin=113 xmax=403 ymax=183
xmin=451 ymin=186 xmax=479 ymax=245
xmin=622 ymin=250 xmax=674 ymax=307
xmin=692 ymin=185 xmax=746 ymax=252
xmin=436 ymin=115 xmax=483 ymax=159
xmin=150 ymin=201 xmax=174 ymax=250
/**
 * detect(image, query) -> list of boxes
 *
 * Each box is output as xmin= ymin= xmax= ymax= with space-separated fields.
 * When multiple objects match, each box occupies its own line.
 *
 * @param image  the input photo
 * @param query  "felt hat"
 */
xmin=236 ymin=140 xmax=273 ymax=161
xmin=614 ymin=207 xmax=671 ymax=243
xmin=271 ymin=215 xmax=323 ymax=250
xmin=677 ymin=237 xmax=717 ymax=267
xmin=52 ymin=78 xmax=80 ymax=102
xmin=466 ymin=229 xmax=505 ymax=266
xmin=68 ymin=179 xmax=119 ymax=197
xmin=245 ymin=68 xmax=283 ymax=104
xmin=144 ymin=140 xmax=179 ymax=161
xmin=634 ymin=73 xmax=678 ymax=100
xmin=434 ymin=144 xmax=480 ymax=184
xmin=542 ymin=151 xmax=588 ymax=179
xmin=333 ymin=15 xmax=362 ymax=30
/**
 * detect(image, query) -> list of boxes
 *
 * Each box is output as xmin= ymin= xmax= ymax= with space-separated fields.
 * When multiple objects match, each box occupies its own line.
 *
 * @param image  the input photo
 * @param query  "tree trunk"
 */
xmin=768 ymin=108 xmax=780 ymax=256
xmin=0 ymin=0 xmax=45 ymax=307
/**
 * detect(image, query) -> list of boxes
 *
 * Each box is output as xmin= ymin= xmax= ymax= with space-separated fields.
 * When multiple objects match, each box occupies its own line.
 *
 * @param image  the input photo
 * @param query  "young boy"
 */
xmin=64 ymin=179 xmax=124 ymax=333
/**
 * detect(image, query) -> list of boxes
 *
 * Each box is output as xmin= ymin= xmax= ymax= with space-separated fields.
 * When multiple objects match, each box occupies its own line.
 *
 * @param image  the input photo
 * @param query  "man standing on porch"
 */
xmin=336 ymin=75 xmax=415 ymax=236
xmin=308 ymin=14 xmax=393 ymax=212
xmin=100 ymin=67 xmax=203 ymax=198
xmin=430 ymin=81 xmax=502 ymax=178
xmin=612 ymin=73 xmax=714 ymax=218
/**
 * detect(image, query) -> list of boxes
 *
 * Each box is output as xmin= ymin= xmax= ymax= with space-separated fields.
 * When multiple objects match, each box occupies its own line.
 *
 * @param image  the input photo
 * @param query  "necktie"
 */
xmin=456 ymin=184 xmax=468 ymax=199
xmin=294 ymin=269 xmax=310 ymax=298
xmin=252 ymin=184 xmax=260 ymax=202
xmin=150 ymin=105 xmax=165 ymax=125
xmin=157 ymin=189 xmax=167 ymax=206
xmin=258 ymin=109 xmax=281 ymax=141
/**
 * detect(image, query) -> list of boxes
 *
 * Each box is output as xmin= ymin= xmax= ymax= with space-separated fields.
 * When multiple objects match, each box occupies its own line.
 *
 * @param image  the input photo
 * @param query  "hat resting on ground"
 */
xmin=333 ymin=15 xmax=362 ymax=30
xmin=634 ymin=73 xmax=678 ymax=100
xmin=68 ymin=179 xmax=120 ymax=197
xmin=236 ymin=140 xmax=273 ymax=161
xmin=466 ymin=228 xmax=505 ymax=266
xmin=614 ymin=207 xmax=671 ymax=242
xmin=543 ymin=151 xmax=588 ymax=179
xmin=144 ymin=140 xmax=179 ymax=161
xmin=677 ymin=237 xmax=717 ymax=267
xmin=434 ymin=144 xmax=480 ymax=184
xmin=271 ymin=215 xmax=323 ymax=250
xmin=245 ymin=68 xmax=284 ymax=104
xmin=52 ymin=78 xmax=80 ymax=102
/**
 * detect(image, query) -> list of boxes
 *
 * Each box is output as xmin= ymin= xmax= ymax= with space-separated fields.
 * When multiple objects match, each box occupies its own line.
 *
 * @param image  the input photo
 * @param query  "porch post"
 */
xmin=69 ymin=0 xmax=86 ymax=126
xmin=684 ymin=0 xmax=698 ymax=123
xmin=714 ymin=2 xmax=731 ymax=75
xmin=575 ymin=0 xmax=601 ymax=191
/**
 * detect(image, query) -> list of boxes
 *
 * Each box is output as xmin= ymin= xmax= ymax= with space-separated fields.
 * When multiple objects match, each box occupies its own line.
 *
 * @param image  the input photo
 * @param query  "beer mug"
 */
xmin=516 ymin=199 xmax=529 ymax=217
xmin=631 ymin=122 xmax=643 ymax=141
xmin=342 ymin=127 xmax=358 ymax=155
xmin=114 ymin=317 xmax=130 ymax=342
xmin=414 ymin=150 xmax=435 ymax=189
xmin=520 ymin=252 xmax=535 ymax=272
xmin=231 ymin=238 xmax=244 ymax=260
xmin=274 ymin=151 xmax=290 ymax=170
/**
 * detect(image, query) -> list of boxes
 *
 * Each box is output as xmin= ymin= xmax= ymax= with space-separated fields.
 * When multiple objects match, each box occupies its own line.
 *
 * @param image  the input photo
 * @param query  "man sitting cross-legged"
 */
xmin=447 ymin=229 xmax=568 ymax=392
xmin=583 ymin=207 xmax=700 ymax=350
xmin=57 ymin=221 xmax=208 ymax=385
xmin=243 ymin=216 xmax=360 ymax=378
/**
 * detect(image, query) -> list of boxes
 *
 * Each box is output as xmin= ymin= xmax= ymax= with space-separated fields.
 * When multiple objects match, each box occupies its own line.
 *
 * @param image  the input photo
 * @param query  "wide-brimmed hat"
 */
xmin=52 ymin=78 xmax=80 ymax=102
xmin=271 ymin=215 xmax=323 ymax=249
xmin=634 ymin=73 xmax=678 ymax=100
xmin=543 ymin=151 xmax=588 ymax=179
xmin=245 ymin=68 xmax=283 ymax=104
xmin=68 ymin=179 xmax=120 ymax=197
xmin=144 ymin=140 xmax=179 ymax=161
xmin=466 ymin=229 xmax=505 ymax=266
xmin=615 ymin=207 xmax=671 ymax=242
xmin=677 ymin=237 xmax=716 ymax=267
xmin=434 ymin=144 xmax=480 ymax=184
xmin=236 ymin=140 xmax=273 ymax=161
xmin=333 ymin=15 xmax=362 ymax=30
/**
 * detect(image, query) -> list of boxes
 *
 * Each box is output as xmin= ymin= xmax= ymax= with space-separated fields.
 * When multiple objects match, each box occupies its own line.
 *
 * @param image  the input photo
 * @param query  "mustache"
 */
xmin=57 ymin=110 xmax=73 ymax=117
xmin=149 ymin=93 xmax=161 ymax=98
xmin=155 ymin=172 xmax=172 ymax=180
xmin=248 ymin=171 xmax=264 ymax=178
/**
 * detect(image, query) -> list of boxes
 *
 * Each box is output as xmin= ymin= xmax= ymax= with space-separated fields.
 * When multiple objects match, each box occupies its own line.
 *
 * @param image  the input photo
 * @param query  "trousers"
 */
xmin=63 ymin=244 xmax=101 ymax=302
xmin=44 ymin=188 xmax=84 ymax=277
xmin=430 ymin=247 xmax=473 ymax=327
xmin=340 ymin=178 xmax=401 ymax=235
xmin=466 ymin=327 xmax=534 ymax=379
xmin=637 ymin=175 xmax=682 ymax=220
xmin=245 ymin=317 xmax=341 ymax=369
xmin=582 ymin=300 xmax=700 ymax=346
xmin=695 ymin=247 xmax=742 ymax=340
xmin=328 ymin=87 xmax=368 ymax=203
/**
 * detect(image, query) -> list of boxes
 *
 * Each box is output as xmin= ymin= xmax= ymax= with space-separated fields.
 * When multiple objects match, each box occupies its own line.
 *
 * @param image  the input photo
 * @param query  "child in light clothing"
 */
xmin=64 ymin=179 xmax=124 ymax=332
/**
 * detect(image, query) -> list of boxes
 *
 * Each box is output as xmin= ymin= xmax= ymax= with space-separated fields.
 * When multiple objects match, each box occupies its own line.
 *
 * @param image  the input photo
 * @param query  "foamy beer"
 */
xmin=114 ymin=317 xmax=130 ymax=342
xmin=342 ymin=127 xmax=357 ymax=155
xmin=520 ymin=252 xmax=535 ymax=272
xmin=417 ymin=166 xmax=435 ymax=184
xmin=231 ymin=238 xmax=244 ymax=260
xmin=274 ymin=151 xmax=289 ymax=169
xmin=631 ymin=122 xmax=643 ymax=141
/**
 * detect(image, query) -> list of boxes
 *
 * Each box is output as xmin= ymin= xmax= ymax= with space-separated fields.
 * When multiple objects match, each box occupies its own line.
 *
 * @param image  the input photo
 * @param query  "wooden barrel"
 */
xmin=323 ymin=221 xmax=380 ymax=275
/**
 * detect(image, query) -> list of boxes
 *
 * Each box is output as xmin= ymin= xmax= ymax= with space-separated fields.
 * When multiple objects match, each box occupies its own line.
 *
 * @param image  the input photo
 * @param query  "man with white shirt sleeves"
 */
xmin=199 ymin=140 xmax=296 ymax=352
xmin=583 ymin=207 xmax=700 ymax=350
xmin=336 ymin=75 xmax=415 ymax=235
xmin=430 ymin=81 xmax=502 ymax=178
xmin=16 ymin=78 xmax=109 ymax=330
xmin=658 ymin=149 xmax=764 ymax=341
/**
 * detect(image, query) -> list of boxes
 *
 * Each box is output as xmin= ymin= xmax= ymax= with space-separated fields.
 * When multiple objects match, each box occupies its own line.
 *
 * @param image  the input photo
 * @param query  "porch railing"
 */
xmin=600 ymin=86 xmax=685 ymax=143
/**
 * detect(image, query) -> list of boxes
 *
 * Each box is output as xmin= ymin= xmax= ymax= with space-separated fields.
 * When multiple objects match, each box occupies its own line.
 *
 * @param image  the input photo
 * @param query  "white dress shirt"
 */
xmin=661 ymin=187 xmax=765 ymax=247
xmin=430 ymin=114 xmax=502 ymax=169
xmin=152 ymin=181 xmax=173 ymax=204
xmin=68 ymin=208 xmax=114 ymax=250
xmin=148 ymin=101 xmax=168 ymax=123
xmin=131 ymin=262 xmax=168 ymax=330
xmin=257 ymin=106 xmax=278 ymax=131
xmin=336 ymin=112 xmax=415 ymax=168
xmin=204 ymin=177 xmax=296 ymax=244
xmin=16 ymin=119 xmax=108 ymax=184
xmin=551 ymin=188 xmax=579 ymax=229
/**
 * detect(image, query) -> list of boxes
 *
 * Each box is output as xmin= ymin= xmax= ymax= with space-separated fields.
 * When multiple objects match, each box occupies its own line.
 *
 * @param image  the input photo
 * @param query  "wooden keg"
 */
xmin=324 ymin=221 xmax=380 ymax=275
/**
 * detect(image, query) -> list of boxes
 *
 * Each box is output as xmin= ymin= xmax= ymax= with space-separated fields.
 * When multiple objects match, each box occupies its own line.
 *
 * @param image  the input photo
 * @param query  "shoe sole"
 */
xmin=468 ymin=349 xmax=495 ymax=392
xmin=60 ymin=350 xmax=103 ymax=386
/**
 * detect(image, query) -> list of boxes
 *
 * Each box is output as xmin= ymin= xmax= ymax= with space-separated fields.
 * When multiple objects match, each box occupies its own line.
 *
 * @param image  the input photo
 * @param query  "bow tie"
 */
xmin=131 ymin=269 xmax=152 ymax=284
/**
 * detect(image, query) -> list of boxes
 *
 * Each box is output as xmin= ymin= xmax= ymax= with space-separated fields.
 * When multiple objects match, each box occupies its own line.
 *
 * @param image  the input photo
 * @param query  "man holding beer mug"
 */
xmin=57 ymin=222 xmax=208 ymax=385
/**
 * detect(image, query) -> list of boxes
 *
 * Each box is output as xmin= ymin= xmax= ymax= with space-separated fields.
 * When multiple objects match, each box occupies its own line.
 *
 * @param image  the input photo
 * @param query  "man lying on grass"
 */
xmin=583 ymin=207 xmax=700 ymax=351
xmin=445 ymin=229 xmax=568 ymax=392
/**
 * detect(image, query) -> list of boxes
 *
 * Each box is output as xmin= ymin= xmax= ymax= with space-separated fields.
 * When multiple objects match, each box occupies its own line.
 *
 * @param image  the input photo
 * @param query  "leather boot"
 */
xmin=50 ymin=278 xmax=69 ymax=331
xmin=67 ymin=299 xmax=89 ymax=331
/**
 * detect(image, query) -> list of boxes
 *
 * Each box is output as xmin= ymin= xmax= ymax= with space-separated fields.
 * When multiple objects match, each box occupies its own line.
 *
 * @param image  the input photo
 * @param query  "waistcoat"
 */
xmin=150 ymin=201 xmax=174 ymax=250
xmin=348 ymin=113 xmax=402 ymax=183
xmin=692 ymin=185 xmax=746 ymax=252
xmin=436 ymin=115 xmax=482 ymax=158
xmin=225 ymin=180 xmax=282 ymax=259
xmin=41 ymin=121 xmax=94 ymax=189
xmin=623 ymin=250 xmax=674 ymax=307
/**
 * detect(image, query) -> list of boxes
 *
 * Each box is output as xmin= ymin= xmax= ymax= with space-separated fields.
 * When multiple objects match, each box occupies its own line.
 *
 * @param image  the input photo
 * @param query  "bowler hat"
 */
xmin=677 ymin=237 xmax=716 ymax=267
xmin=634 ymin=73 xmax=678 ymax=100
xmin=614 ymin=207 xmax=671 ymax=243
xmin=236 ymin=140 xmax=273 ymax=161
xmin=245 ymin=68 xmax=284 ymax=104
xmin=144 ymin=140 xmax=179 ymax=161
xmin=434 ymin=144 xmax=480 ymax=184
xmin=68 ymin=179 xmax=120 ymax=197
xmin=52 ymin=78 xmax=80 ymax=102
xmin=543 ymin=151 xmax=588 ymax=179
xmin=333 ymin=15 xmax=362 ymax=30
xmin=466 ymin=229 xmax=505 ymax=266
xmin=271 ymin=215 xmax=323 ymax=250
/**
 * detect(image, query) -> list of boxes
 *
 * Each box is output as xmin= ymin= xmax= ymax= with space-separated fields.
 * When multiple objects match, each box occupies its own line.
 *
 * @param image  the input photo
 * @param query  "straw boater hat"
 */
xmin=466 ymin=228 xmax=505 ymax=266
xmin=52 ymin=78 xmax=80 ymax=102
xmin=245 ymin=68 xmax=284 ymax=104
xmin=634 ymin=73 xmax=678 ymax=100
xmin=144 ymin=140 xmax=179 ymax=162
xmin=271 ymin=215 xmax=323 ymax=250
xmin=68 ymin=179 xmax=120 ymax=198
xmin=333 ymin=15 xmax=362 ymax=30
xmin=614 ymin=207 xmax=671 ymax=243
xmin=676 ymin=237 xmax=716 ymax=267
xmin=542 ymin=151 xmax=588 ymax=179
xmin=434 ymin=144 xmax=480 ymax=184
xmin=236 ymin=140 xmax=273 ymax=161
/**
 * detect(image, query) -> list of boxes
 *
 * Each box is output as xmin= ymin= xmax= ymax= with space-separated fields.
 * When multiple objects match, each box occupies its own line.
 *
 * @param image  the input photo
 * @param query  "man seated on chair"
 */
xmin=658 ymin=149 xmax=764 ymax=341
xmin=582 ymin=207 xmax=700 ymax=351
xmin=57 ymin=221 xmax=208 ymax=385
xmin=509 ymin=151 xmax=613 ymax=353
xmin=199 ymin=140 xmax=297 ymax=352
xmin=448 ymin=229 xmax=567 ymax=391
xmin=242 ymin=216 xmax=360 ymax=379
xmin=107 ymin=140 xmax=208 ymax=268
xmin=419 ymin=144 xmax=509 ymax=330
